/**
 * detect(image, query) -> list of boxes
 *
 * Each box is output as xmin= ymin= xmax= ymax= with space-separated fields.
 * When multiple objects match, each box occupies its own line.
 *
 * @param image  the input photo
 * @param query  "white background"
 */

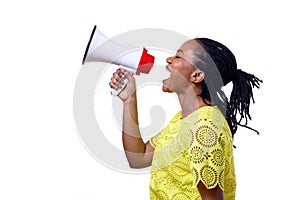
xmin=1 ymin=0 xmax=299 ymax=199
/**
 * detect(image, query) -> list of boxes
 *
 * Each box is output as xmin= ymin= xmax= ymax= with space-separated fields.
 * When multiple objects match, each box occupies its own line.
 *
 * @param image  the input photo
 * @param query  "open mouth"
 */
xmin=162 ymin=65 xmax=172 ymax=82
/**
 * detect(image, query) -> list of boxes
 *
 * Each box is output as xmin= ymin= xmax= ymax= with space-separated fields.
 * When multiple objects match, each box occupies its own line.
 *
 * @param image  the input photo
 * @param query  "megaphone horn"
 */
xmin=82 ymin=26 xmax=155 ymax=95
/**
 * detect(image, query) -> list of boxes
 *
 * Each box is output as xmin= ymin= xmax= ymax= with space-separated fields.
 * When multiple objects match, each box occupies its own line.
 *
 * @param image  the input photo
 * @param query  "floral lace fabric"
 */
xmin=149 ymin=106 xmax=236 ymax=200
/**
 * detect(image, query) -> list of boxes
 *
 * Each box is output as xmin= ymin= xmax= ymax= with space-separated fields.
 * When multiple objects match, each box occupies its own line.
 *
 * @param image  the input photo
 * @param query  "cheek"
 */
xmin=180 ymin=62 xmax=194 ymax=80
xmin=171 ymin=60 xmax=194 ymax=83
xmin=172 ymin=71 xmax=191 ymax=87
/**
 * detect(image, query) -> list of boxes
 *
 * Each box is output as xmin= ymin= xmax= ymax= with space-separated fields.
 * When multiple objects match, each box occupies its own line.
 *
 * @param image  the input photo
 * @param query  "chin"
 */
xmin=162 ymin=86 xmax=173 ymax=93
xmin=162 ymin=79 xmax=172 ymax=93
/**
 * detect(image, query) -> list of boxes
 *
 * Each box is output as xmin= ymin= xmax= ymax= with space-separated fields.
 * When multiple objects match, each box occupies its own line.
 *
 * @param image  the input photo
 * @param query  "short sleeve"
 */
xmin=188 ymin=115 xmax=226 ymax=190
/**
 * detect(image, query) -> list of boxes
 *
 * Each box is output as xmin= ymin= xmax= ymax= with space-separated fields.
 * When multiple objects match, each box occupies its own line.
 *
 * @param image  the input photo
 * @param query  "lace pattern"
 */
xmin=150 ymin=106 xmax=236 ymax=200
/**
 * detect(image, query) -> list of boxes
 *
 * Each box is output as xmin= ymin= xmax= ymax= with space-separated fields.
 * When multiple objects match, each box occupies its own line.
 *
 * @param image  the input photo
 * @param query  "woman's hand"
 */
xmin=109 ymin=68 xmax=136 ymax=101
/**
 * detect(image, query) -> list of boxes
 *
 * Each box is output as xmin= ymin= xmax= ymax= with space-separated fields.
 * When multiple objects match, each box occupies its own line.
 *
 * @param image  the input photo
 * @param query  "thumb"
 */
xmin=121 ymin=69 xmax=134 ymax=81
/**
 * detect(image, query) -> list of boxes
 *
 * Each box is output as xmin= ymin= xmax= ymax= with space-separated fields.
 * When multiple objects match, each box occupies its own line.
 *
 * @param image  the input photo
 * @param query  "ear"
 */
xmin=190 ymin=68 xmax=204 ymax=83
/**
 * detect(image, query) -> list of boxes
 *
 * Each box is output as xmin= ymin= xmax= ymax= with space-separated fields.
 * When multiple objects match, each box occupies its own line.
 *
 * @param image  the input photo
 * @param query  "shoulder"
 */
xmin=185 ymin=106 xmax=226 ymax=128
xmin=187 ymin=106 xmax=231 ymax=146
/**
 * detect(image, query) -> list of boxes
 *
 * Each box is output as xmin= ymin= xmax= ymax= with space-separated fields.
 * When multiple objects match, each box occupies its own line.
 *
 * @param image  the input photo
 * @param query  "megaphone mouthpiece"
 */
xmin=136 ymin=48 xmax=155 ymax=75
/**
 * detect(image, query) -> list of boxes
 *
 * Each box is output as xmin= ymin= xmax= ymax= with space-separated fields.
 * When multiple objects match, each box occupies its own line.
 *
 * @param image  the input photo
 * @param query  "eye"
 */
xmin=175 ymin=55 xmax=181 ymax=58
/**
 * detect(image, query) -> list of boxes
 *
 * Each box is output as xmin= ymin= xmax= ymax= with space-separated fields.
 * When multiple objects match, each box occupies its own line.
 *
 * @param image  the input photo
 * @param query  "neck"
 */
xmin=177 ymin=88 xmax=209 ymax=119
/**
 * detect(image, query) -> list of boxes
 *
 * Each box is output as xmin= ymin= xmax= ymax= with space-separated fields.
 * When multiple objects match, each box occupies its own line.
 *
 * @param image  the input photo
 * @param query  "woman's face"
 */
xmin=162 ymin=39 xmax=204 ymax=93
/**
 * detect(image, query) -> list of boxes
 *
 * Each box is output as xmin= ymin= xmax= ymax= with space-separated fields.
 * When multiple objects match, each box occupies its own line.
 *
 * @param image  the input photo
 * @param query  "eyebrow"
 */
xmin=177 ymin=49 xmax=184 ymax=54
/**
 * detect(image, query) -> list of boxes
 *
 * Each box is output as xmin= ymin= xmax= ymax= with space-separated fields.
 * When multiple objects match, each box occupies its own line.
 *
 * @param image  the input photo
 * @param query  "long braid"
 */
xmin=194 ymin=38 xmax=262 ymax=138
xmin=230 ymin=70 xmax=262 ymax=134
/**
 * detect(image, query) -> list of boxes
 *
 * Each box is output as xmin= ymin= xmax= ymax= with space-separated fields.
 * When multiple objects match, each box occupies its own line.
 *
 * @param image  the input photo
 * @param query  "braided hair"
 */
xmin=194 ymin=38 xmax=262 ymax=138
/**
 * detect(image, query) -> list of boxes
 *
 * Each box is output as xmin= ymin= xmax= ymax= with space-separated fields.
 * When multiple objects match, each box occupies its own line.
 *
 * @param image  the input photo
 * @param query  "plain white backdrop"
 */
xmin=0 ymin=0 xmax=299 ymax=199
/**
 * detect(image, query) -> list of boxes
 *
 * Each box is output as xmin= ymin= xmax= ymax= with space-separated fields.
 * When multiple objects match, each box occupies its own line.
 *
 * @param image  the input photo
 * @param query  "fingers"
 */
xmin=121 ymin=69 xmax=134 ymax=81
xmin=109 ymin=69 xmax=126 ymax=89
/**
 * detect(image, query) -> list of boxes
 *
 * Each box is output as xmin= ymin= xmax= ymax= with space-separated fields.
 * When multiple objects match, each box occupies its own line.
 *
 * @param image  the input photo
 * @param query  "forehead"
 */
xmin=177 ymin=39 xmax=206 ymax=64
xmin=179 ymin=39 xmax=204 ymax=52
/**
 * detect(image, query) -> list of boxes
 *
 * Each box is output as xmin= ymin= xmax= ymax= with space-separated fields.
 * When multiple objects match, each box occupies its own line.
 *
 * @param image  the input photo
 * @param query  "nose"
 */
xmin=166 ymin=56 xmax=173 ymax=64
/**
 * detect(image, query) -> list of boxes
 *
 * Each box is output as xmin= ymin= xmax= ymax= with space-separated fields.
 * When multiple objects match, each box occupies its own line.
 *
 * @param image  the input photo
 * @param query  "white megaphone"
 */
xmin=82 ymin=25 xmax=155 ymax=95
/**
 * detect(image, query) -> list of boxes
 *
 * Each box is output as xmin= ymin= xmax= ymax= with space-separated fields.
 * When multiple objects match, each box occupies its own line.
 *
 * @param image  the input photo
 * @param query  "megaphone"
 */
xmin=82 ymin=25 xmax=155 ymax=95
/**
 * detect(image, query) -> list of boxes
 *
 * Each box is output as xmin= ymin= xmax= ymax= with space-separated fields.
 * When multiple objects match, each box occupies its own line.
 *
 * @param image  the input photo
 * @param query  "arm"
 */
xmin=109 ymin=69 xmax=154 ymax=168
xmin=198 ymin=181 xmax=224 ymax=200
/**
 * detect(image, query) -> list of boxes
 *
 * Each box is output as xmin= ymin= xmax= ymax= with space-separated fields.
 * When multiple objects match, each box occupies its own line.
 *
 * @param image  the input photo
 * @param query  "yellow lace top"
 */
xmin=149 ymin=106 xmax=236 ymax=200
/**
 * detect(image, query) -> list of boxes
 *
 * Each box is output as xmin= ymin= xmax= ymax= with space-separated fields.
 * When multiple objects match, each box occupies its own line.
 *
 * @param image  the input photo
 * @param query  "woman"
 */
xmin=109 ymin=38 xmax=262 ymax=200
